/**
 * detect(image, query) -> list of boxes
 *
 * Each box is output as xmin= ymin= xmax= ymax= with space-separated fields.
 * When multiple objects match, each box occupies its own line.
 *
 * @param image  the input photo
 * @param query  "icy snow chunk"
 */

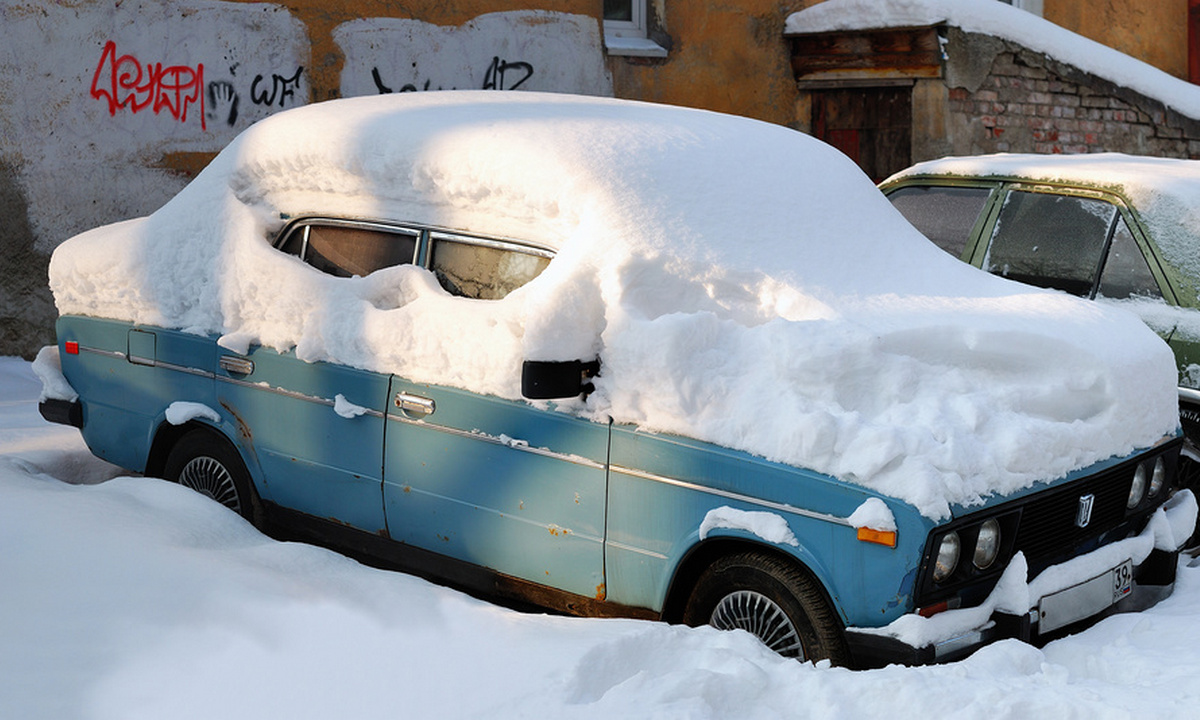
xmin=333 ymin=394 xmax=368 ymax=419
xmin=31 ymin=346 xmax=77 ymax=402
xmin=165 ymin=402 xmax=221 ymax=425
xmin=847 ymin=498 xmax=897 ymax=532
xmin=700 ymin=507 xmax=800 ymax=548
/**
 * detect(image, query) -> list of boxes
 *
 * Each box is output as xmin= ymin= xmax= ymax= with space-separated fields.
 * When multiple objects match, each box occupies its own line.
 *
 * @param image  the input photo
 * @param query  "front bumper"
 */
xmin=845 ymin=491 xmax=1195 ymax=669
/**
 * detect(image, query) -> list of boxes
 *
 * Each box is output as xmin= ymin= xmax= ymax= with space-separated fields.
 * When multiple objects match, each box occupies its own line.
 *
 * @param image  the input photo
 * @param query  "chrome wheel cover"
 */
xmin=710 ymin=590 xmax=805 ymax=658
xmin=178 ymin=456 xmax=242 ymax=514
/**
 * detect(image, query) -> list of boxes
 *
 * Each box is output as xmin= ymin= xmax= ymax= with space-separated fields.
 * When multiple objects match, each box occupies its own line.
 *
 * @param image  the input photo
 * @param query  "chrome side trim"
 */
xmin=610 ymin=465 xmax=853 ymax=527
xmin=606 ymin=540 xmax=669 ymax=560
xmin=157 ymin=360 xmax=215 ymax=379
xmin=79 ymin=346 xmax=126 ymax=361
xmin=387 ymin=413 xmax=850 ymax=527
xmin=216 ymin=375 xmax=386 ymax=418
xmin=1179 ymin=386 xmax=1200 ymax=406
xmin=385 ymin=412 xmax=607 ymax=471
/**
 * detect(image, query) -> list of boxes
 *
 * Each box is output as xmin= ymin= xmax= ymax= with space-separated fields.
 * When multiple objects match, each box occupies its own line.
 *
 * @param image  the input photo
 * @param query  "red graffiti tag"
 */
xmin=90 ymin=40 xmax=206 ymax=129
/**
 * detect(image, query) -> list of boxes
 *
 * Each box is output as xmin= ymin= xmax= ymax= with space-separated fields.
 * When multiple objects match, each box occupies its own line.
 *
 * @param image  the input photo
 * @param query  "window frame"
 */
xmin=603 ymin=0 xmax=668 ymax=58
xmin=274 ymin=216 xmax=556 ymax=300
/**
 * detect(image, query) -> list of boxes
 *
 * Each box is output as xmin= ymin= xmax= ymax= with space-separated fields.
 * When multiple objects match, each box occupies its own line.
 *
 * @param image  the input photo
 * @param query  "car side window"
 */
xmin=1097 ymin=215 xmax=1162 ymax=300
xmin=428 ymin=233 xmax=552 ymax=300
xmin=984 ymin=191 xmax=1115 ymax=297
xmin=279 ymin=223 xmax=418 ymax=278
xmin=886 ymin=185 xmax=992 ymax=258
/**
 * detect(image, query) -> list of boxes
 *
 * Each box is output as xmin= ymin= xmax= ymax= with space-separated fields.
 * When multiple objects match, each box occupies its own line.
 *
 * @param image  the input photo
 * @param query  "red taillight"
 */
xmin=64 ymin=341 xmax=79 ymax=355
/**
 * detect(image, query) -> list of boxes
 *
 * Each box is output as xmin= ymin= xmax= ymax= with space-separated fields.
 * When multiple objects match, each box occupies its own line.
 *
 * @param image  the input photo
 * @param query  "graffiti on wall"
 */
xmin=337 ymin=11 xmax=612 ymax=99
xmin=89 ymin=41 xmax=207 ymax=128
xmin=89 ymin=40 xmax=306 ymax=130
xmin=371 ymin=56 xmax=534 ymax=93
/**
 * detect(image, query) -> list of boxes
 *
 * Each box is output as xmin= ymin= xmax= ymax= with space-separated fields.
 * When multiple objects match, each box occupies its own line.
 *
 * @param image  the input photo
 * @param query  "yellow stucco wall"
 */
xmin=1043 ymin=0 xmax=1187 ymax=80
xmin=604 ymin=1 xmax=803 ymax=127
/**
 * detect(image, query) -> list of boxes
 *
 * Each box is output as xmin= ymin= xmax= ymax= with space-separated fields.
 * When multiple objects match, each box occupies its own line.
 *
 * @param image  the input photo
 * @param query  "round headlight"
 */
xmin=1128 ymin=463 xmax=1148 ymax=508
xmin=973 ymin=518 xmax=1001 ymax=570
xmin=1149 ymin=457 xmax=1166 ymax=498
xmin=933 ymin=531 xmax=961 ymax=583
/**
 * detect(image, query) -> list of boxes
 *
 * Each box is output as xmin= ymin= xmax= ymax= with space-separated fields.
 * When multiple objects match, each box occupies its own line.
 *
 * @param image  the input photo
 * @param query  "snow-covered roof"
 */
xmin=48 ymin=91 xmax=1179 ymax=519
xmin=786 ymin=0 xmax=1200 ymax=121
xmin=885 ymin=152 xmax=1200 ymax=296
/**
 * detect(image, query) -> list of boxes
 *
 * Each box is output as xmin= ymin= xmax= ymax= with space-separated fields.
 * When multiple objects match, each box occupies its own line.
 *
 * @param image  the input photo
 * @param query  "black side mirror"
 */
xmin=521 ymin=359 xmax=600 ymax=400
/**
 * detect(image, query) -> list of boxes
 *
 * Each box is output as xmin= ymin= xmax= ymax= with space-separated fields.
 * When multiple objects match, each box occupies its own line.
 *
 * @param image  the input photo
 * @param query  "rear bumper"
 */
xmin=39 ymin=398 xmax=83 ymax=428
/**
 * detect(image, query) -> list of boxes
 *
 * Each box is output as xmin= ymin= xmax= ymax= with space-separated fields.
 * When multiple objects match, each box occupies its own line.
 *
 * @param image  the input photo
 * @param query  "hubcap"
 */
xmin=710 ymin=590 xmax=805 ymax=658
xmin=178 ymin=456 xmax=242 ymax=514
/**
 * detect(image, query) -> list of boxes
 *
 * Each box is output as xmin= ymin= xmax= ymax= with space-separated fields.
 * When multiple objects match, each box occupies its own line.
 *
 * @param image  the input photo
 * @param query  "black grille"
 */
xmin=914 ymin=438 xmax=1182 ymax=607
xmin=1013 ymin=459 xmax=1138 ymax=567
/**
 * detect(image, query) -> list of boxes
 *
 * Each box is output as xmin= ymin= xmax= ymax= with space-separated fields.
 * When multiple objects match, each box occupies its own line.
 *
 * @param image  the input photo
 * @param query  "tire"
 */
xmin=163 ymin=429 xmax=258 ymax=524
xmin=682 ymin=552 xmax=850 ymax=664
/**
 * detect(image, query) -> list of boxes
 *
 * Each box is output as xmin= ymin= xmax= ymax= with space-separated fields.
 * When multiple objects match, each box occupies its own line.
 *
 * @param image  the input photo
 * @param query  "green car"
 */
xmin=881 ymin=153 xmax=1200 ymax=495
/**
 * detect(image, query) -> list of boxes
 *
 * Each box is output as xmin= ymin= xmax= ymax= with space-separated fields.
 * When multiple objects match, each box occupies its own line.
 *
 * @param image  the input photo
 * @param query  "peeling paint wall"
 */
xmin=0 ymin=0 xmax=608 ymax=358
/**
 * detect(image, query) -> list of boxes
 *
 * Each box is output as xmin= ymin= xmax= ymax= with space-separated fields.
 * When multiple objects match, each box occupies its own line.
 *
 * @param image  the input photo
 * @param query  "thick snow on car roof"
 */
xmin=48 ymin=91 xmax=1178 ymax=519
xmin=886 ymin=152 xmax=1200 ymax=298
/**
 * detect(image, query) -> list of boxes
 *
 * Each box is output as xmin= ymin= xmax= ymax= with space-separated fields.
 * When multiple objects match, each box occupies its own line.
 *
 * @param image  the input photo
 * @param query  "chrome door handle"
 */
xmin=394 ymin=392 xmax=436 ymax=418
xmin=219 ymin=355 xmax=254 ymax=375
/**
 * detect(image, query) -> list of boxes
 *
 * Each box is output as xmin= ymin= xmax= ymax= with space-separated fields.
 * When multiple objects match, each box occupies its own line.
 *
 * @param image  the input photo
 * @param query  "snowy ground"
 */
xmin=4 ymin=355 xmax=1200 ymax=719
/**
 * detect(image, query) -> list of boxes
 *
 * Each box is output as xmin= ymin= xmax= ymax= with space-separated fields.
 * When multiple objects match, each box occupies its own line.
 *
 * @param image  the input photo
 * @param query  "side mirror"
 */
xmin=521 ymin=359 xmax=600 ymax=400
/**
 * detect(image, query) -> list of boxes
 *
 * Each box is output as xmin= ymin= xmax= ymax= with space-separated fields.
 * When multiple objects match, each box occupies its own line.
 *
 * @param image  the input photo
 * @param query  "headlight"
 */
xmin=973 ymin=518 xmax=1001 ymax=570
xmin=933 ymin=532 xmax=960 ymax=582
xmin=1148 ymin=457 xmax=1166 ymax=498
xmin=1128 ymin=463 xmax=1147 ymax=508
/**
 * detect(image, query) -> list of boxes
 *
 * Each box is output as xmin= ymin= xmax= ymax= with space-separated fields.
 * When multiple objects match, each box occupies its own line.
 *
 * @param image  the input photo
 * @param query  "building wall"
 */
xmin=0 ymin=0 xmax=610 ymax=358
xmin=1043 ymin=0 xmax=1188 ymax=80
xmin=939 ymin=28 xmax=1200 ymax=160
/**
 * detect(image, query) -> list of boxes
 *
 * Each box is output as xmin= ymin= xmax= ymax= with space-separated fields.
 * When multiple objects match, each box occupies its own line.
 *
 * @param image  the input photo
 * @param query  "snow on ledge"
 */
xmin=165 ymin=402 xmax=221 ymax=426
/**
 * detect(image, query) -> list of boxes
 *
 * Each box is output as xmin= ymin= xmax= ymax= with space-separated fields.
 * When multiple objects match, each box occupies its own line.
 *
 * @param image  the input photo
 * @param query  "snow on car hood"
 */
xmin=48 ymin=91 xmax=1179 ymax=519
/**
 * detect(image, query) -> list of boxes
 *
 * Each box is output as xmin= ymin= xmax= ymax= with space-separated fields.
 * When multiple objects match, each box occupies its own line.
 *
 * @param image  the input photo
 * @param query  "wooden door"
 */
xmin=812 ymin=87 xmax=912 ymax=182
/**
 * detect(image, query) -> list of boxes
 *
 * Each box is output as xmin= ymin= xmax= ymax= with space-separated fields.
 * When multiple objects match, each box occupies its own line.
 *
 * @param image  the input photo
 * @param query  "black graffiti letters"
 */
xmin=251 ymin=67 xmax=304 ymax=107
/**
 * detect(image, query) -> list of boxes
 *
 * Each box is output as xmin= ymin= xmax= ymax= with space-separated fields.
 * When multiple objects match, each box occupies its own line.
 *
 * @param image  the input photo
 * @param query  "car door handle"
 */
xmin=219 ymin=355 xmax=254 ymax=375
xmin=394 ymin=392 xmax=436 ymax=418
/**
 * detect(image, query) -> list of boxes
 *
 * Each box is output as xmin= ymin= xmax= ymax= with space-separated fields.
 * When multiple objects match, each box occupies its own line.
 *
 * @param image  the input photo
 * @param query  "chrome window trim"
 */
xmin=428 ymin=230 xmax=556 ymax=260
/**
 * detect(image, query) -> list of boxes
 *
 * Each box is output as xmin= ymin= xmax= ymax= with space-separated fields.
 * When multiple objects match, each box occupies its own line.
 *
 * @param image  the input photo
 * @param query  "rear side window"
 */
xmin=886 ymin=185 xmax=992 ymax=258
xmin=280 ymin=223 xmax=418 ymax=278
xmin=1097 ymin=215 xmax=1162 ymax=300
xmin=429 ymin=233 xmax=552 ymax=300
xmin=984 ymin=191 xmax=1115 ymax=297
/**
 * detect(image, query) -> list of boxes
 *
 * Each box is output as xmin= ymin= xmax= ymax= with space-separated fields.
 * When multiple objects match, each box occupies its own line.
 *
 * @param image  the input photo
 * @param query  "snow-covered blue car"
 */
xmin=38 ymin=92 xmax=1195 ymax=667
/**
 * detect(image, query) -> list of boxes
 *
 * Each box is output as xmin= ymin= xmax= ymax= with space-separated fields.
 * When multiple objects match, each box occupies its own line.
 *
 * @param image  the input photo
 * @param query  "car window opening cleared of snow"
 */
xmin=886 ymin=185 xmax=991 ymax=258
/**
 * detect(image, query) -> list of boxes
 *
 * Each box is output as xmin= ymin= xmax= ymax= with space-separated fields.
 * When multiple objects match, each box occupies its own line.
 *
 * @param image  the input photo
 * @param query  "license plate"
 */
xmin=1038 ymin=559 xmax=1134 ymax=634
xmin=1112 ymin=559 xmax=1133 ymax=602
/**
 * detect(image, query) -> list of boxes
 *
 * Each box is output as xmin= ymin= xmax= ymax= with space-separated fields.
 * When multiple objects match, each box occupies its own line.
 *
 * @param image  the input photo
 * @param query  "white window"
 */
xmin=604 ymin=0 xmax=668 ymax=58
xmin=997 ymin=0 xmax=1043 ymax=15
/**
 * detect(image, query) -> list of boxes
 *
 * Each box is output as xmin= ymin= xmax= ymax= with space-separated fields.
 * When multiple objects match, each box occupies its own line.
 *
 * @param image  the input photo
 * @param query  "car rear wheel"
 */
xmin=164 ymin=430 xmax=258 ymax=524
xmin=682 ymin=552 xmax=850 ymax=664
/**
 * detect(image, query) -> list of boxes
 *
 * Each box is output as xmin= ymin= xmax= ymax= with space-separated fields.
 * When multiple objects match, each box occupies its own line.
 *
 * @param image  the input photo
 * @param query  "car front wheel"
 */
xmin=682 ymin=552 xmax=850 ymax=664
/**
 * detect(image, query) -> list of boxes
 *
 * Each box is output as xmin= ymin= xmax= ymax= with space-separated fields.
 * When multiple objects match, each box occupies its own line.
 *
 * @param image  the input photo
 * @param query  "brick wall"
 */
xmin=944 ymin=33 xmax=1200 ymax=159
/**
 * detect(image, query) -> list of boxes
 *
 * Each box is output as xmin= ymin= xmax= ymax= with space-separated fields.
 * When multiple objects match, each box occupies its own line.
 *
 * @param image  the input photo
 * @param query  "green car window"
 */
xmin=1097 ymin=215 xmax=1162 ymax=300
xmin=886 ymin=185 xmax=992 ymax=259
xmin=985 ymin=191 xmax=1115 ymax=297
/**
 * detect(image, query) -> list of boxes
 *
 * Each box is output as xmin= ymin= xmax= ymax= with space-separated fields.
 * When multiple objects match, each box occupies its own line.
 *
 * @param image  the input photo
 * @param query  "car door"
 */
xmin=211 ymin=219 xmax=423 ymax=533
xmin=380 ymin=231 xmax=609 ymax=599
xmin=382 ymin=377 xmax=609 ymax=598
xmin=215 ymin=347 xmax=391 ymax=533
